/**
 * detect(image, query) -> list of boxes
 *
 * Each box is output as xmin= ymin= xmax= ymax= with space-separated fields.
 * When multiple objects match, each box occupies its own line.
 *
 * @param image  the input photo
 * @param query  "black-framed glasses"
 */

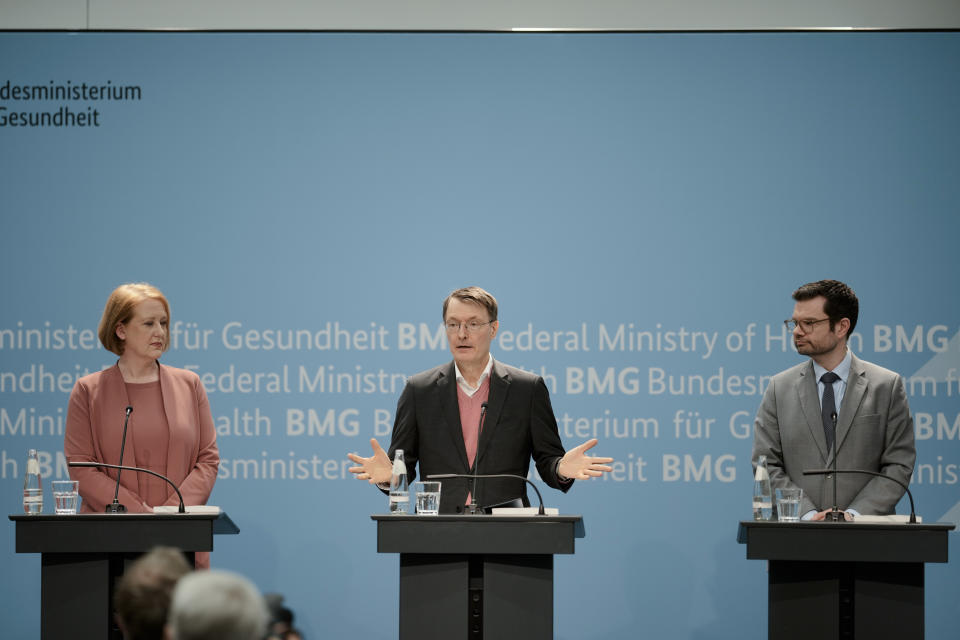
xmin=784 ymin=318 xmax=830 ymax=333
xmin=445 ymin=320 xmax=492 ymax=334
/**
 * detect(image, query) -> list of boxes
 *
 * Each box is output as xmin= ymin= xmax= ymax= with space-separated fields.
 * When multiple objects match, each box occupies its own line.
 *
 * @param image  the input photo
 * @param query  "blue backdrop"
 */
xmin=1 ymin=31 xmax=958 ymax=639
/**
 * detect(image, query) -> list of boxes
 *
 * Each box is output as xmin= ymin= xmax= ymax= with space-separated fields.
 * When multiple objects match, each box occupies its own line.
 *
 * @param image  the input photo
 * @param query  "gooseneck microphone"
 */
xmin=105 ymin=405 xmax=134 ymax=513
xmin=801 ymin=467 xmax=917 ymax=523
xmin=68 ymin=461 xmax=186 ymax=513
xmin=828 ymin=411 xmax=841 ymax=523
xmin=427 ymin=472 xmax=547 ymax=516
xmin=469 ymin=402 xmax=489 ymax=515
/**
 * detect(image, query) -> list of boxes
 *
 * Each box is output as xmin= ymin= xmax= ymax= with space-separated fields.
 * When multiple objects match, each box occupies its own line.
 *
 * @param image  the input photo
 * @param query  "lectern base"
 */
xmin=374 ymin=515 xmax=584 ymax=640
xmin=769 ymin=560 xmax=923 ymax=640
xmin=41 ymin=552 xmax=197 ymax=640
xmin=399 ymin=553 xmax=553 ymax=640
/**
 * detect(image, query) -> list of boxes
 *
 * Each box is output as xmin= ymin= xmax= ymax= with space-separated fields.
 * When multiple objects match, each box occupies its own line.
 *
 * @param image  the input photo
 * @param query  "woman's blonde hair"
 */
xmin=97 ymin=283 xmax=171 ymax=356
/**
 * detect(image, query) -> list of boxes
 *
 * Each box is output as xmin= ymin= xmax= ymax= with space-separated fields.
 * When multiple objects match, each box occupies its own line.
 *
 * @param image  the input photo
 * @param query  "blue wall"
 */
xmin=1 ymin=32 xmax=958 ymax=639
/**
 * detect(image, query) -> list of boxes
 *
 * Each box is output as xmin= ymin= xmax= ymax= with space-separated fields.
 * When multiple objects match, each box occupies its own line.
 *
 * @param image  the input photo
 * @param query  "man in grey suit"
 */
xmin=752 ymin=280 xmax=915 ymax=520
xmin=349 ymin=286 xmax=613 ymax=512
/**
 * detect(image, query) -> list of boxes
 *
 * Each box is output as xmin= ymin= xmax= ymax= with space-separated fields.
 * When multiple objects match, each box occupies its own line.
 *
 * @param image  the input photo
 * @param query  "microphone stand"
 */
xmin=828 ymin=412 xmax=843 ymax=523
xmin=802 ymin=468 xmax=917 ymax=523
xmin=69 ymin=461 xmax=187 ymax=513
xmin=106 ymin=406 xmax=133 ymax=513
xmin=467 ymin=403 xmax=489 ymax=515
xmin=428 ymin=472 xmax=547 ymax=515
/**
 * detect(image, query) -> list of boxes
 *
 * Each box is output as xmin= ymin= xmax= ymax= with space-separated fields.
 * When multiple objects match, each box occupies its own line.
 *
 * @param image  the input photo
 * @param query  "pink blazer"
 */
xmin=64 ymin=363 xmax=220 ymax=513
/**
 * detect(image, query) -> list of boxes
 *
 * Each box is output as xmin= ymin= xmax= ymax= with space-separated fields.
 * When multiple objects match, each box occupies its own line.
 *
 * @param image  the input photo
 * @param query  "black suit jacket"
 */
xmin=388 ymin=359 xmax=571 ymax=513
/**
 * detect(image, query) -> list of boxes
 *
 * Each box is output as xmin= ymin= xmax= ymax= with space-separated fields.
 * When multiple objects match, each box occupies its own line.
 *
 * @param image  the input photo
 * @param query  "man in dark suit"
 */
xmin=752 ymin=280 xmax=916 ymax=520
xmin=349 ymin=286 xmax=613 ymax=513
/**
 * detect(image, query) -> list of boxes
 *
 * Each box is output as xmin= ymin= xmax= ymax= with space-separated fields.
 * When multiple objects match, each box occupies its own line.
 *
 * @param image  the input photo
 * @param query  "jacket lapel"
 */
xmin=836 ymin=354 xmax=867 ymax=454
xmin=477 ymin=360 xmax=510 ymax=466
xmin=158 ymin=364 xmax=185 ymax=485
xmin=103 ymin=364 xmax=141 ymax=496
xmin=797 ymin=361 xmax=829 ymax=463
xmin=437 ymin=363 xmax=471 ymax=472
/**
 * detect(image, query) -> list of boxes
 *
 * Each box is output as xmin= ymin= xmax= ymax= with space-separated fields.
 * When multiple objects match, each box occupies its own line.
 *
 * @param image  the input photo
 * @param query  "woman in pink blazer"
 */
xmin=64 ymin=283 xmax=219 ymax=565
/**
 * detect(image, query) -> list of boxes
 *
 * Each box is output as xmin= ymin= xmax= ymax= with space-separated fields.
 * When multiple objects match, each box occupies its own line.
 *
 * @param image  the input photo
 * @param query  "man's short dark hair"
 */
xmin=792 ymin=279 xmax=859 ymax=336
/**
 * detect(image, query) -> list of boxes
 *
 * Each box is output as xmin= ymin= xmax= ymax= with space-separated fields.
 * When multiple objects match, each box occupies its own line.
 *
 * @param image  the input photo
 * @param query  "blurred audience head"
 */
xmin=165 ymin=569 xmax=269 ymax=640
xmin=114 ymin=546 xmax=192 ymax=640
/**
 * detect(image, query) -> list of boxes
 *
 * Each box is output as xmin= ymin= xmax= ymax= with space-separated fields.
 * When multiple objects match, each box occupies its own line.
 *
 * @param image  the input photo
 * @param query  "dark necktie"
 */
xmin=821 ymin=371 xmax=840 ymax=451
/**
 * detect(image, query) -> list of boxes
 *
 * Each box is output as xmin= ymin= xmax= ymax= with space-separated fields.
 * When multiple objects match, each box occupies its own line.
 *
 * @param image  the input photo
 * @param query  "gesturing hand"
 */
xmin=347 ymin=438 xmax=393 ymax=485
xmin=558 ymin=438 xmax=614 ymax=480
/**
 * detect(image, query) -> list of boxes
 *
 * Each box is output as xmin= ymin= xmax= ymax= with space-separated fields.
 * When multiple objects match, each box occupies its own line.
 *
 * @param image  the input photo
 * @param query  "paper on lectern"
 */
xmin=153 ymin=505 xmax=221 ymax=514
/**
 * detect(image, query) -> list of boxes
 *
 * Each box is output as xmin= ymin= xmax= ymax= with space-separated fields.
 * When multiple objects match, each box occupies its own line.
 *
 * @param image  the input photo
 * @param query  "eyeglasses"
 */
xmin=784 ymin=318 xmax=830 ymax=333
xmin=445 ymin=321 xmax=492 ymax=334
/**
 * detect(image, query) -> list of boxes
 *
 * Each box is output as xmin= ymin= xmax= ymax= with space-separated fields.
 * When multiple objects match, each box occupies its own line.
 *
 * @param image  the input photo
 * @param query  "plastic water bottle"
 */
xmin=753 ymin=455 xmax=773 ymax=520
xmin=388 ymin=449 xmax=409 ymax=514
xmin=23 ymin=449 xmax=43 ymax=515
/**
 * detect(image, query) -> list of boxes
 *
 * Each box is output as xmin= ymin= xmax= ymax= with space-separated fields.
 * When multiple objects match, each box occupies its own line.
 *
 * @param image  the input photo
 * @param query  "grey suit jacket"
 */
xmin=752 ymin=353 xmax=915 ymax=515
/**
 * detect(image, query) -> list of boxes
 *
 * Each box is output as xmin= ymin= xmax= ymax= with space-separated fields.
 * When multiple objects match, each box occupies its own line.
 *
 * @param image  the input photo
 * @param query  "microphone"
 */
xmin=801 ymin=468 xmax=917 ymax=523
xmin=427 ymin=472 xmax=547 ymax=516
xmin=828 ymin=411 xmax=841 ymax=523
xmin=106 ymin=406 xmax=134 ymax=513
xmin=68 ymin=461 xmax=186 ymax=513
xmin=469 ymin=402 xmax=489 ymax=515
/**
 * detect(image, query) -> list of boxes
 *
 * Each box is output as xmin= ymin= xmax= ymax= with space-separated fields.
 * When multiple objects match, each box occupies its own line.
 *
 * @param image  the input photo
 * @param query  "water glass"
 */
xmin=776 ymin=487 xmax=802 ymax=522
xmin=52 ymin=480 xmax=79 ymax=515
xmin=414 ymin=481 xmax=441 ymax=515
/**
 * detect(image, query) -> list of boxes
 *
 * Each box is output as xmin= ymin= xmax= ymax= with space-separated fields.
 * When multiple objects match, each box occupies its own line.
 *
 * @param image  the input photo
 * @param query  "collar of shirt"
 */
xmin=812 ymin=348 xmax=853 ymax=409
xmin=455 ymin=354 xmax=493 ymax=397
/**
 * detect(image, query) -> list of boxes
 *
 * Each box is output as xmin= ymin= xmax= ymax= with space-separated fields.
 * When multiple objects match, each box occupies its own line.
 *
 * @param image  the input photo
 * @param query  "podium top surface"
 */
xmin=373 ymin=514 xmax=584 ymax=555
xmin=737 ymin=520 xmax=955 ymax=564
xmin=372 ymin=514 xmax=583 ymax=523
xmin=10 ymin=512 xmax=239 ymax=554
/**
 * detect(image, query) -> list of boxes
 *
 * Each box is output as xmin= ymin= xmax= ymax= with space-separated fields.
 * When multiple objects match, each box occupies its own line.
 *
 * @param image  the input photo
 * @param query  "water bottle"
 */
xmin=388 ymin=449 xmax=409 ymax=514
xmin=753 ymin=455 xmax=773 ymax=520
xmin=23 ymin=449 xmax=43 ymax=515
